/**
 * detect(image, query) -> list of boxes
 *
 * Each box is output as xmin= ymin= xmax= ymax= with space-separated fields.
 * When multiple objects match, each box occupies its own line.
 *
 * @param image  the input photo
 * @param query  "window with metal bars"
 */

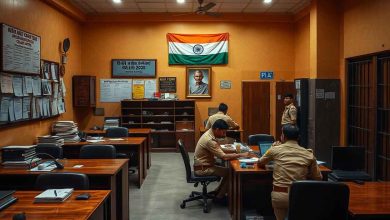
xmin=347 ymin=52 xmax=390 ymax=180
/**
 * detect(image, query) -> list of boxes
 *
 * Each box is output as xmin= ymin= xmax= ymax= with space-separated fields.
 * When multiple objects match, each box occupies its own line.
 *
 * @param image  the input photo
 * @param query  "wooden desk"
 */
xmin=63 ymin=137 xmax=146 ymax=188
xmin=199 ymin=126 xmax=243 ymax=142
xmin=85 ymin=128 xmax=152 ymax=169
xmin=0 ymin=159 xmax=129 ymax=220
xmin=0 ymin=190 xmax=110 ymax=220
xmin=229 ymin=146 xmax=332 ymax=220
xmin=346 ymin=182 xmax=390 ymax=219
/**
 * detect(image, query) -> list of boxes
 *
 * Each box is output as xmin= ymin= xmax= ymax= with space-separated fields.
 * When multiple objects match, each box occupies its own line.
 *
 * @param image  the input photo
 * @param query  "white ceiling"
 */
xmin=69 ymin=0 xmax=311 ymax=15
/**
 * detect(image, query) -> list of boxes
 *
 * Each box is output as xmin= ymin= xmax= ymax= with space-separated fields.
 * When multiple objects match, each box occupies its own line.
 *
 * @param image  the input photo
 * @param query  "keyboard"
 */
xmin=330 ymin=170 xmax=371 ymax=181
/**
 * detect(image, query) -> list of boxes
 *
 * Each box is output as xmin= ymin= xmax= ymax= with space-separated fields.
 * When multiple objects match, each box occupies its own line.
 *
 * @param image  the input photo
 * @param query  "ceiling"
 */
xmin=69 ymin=0 xmax=311 ymax=15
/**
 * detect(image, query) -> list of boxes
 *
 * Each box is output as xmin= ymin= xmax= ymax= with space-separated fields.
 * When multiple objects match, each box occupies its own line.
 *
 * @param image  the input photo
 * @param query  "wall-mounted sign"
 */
xmin=112 ymin=59 xmax=156 ymax=78
xmin=220 ymin=80 xmax=231 ymax=89
xmin=1 ymin=23 xmax=41 ymax=74
xmin=260 ymin=71 xmax=274 ymax=80
xmin=159 ymin=77 xmax=176 ymax=93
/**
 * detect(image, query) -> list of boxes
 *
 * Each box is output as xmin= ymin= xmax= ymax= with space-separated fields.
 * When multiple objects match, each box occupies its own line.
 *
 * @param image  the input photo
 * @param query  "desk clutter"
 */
xmin=52 ymin=121 xmax=80 ymax=143
xmin=1 ymin=145 xmax=40 ymax=168
xmin=0 ymin=190 xmax=17 ymax=211
xmin=34 ymin=188 xmax=73 ymax=203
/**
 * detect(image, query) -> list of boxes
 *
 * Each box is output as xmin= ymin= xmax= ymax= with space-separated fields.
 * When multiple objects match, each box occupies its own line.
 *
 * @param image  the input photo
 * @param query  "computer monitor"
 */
xmin=259 ymin=142 xmax=273 ymax=156
xmin=331 ymin=146 xmax=365 ymax=171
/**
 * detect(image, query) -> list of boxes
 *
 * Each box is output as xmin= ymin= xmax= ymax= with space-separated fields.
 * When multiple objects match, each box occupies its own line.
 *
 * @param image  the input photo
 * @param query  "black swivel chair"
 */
xmin=288 ymin=180 xmax=350 ymax=220
xmin=36 ymin=143 xmax=63 ymax=159
xmin=178 ymin=139 xmax=220 ymax=213
xmin=35 ymin=173 xmax=89 ymax=190
xmin=79 ymin=145 xmax=117 ymax=159
xmin=247 ymin=134 xmax=275 ymax=145
xmin=105 ymin=127 xmax=136 ymax=174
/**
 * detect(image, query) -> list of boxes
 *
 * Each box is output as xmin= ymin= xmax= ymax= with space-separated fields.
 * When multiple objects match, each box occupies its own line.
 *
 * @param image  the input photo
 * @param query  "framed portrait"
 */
xmin=186 ymin=67 xmax=211 ymax=98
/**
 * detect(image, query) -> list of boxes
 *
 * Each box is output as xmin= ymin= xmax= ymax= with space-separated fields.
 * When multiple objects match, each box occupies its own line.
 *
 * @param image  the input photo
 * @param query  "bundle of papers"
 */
xmin=238 ymin=157 xmax=259 ymax=164
xmin=34 ymin=188 xmax=73 ymax=203
xmin=37 ymin=135 xmax=64 ymax=146
xmin=52 ymin=121 xmax=80 ymax=143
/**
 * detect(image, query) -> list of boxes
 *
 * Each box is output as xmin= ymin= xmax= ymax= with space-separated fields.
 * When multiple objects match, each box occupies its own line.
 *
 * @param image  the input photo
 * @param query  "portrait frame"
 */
xmin=186 ymin=66 xmax=211 ymax=98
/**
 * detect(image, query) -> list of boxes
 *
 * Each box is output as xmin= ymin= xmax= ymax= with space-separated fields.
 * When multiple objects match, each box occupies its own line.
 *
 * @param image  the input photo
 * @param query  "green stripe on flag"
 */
xmin=168 ymin=53 xmax=228 ymax=65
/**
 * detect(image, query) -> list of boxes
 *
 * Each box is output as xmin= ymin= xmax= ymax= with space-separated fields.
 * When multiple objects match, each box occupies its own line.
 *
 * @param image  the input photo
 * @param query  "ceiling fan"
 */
xmin=194 ymin=0 xmax=219 ymax=16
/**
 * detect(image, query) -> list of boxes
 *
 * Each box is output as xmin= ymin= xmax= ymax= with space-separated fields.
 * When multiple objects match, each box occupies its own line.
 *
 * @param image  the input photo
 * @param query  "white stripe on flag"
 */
xmin=168 ymin=41 xmax=228 ymax=55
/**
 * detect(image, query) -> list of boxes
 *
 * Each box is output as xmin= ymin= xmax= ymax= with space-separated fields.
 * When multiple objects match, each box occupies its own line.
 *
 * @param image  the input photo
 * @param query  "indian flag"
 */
xmin=167 ymin=33 xmax=228 ymax=65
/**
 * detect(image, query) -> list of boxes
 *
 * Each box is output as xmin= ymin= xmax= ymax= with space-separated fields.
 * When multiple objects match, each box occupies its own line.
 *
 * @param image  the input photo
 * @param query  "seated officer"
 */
xmin=205 ymin=103 xmax=239 ymax=130
xmin=257 ymin=125 xmax=322 ymax=220
xmin=194 ymin=119 xmax=249 ymax=201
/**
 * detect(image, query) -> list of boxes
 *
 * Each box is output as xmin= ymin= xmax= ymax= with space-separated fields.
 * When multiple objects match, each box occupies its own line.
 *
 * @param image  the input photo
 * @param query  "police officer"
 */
xmin=258 ymin=125 xmax=322 ymax=220
xmin=205 ymin=103 xmax=239 ymax=130
xmin=194 ymin=119 xmax=249 ymax=202
xmin=281 ymin=94 xmax=297 ymax=126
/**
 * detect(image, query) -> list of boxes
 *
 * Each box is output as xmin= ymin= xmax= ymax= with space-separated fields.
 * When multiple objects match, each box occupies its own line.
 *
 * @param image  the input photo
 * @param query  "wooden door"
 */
xmin=242 ymin=81 xmax=270 ymax=142
xmin=275 ymin=82 xmax=296 ymax=141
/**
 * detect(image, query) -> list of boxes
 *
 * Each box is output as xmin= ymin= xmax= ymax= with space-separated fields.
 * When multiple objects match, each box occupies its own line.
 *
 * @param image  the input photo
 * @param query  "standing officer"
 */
xmin=258 ymin=125 xmax=322 ymax=220
xmin=281 ymin=94 xmax=297 ymax=126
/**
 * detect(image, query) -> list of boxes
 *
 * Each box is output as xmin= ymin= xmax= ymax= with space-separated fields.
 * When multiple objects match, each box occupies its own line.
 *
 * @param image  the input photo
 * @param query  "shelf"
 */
xmin=121 ymin=100 xmax=195 ymax=151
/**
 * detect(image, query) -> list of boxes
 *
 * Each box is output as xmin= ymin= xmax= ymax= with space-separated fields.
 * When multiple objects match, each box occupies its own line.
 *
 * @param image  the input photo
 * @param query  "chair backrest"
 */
xmin=177 ymin=139 xmax=192 ymax=182
xmin=106 ymin=127 xmax=128 ymax=138
xmin=35 ymin=173 xmax=89 ymax=190
xmin=247 ymin=134 xmax=274 ymax=145
xmin=331 ymin=146 xmax=365 ymax=171
xmin=36 ymin=143 xmax=63 ymax=159
xmin=288 ymin=180 xmax=350 ymax=220
xmin=79 ymin=145 xmax=116 ymax=159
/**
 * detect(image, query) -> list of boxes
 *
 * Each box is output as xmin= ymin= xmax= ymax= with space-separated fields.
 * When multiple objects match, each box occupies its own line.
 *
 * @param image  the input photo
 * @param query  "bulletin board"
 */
xmin=0 ymin=23 xmax=66 ymax=127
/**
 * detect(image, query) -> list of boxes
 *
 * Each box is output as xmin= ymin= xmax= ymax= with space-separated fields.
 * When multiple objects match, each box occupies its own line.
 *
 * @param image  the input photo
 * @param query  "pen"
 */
xmin=54 ymin=190 xmax=57 ymax=197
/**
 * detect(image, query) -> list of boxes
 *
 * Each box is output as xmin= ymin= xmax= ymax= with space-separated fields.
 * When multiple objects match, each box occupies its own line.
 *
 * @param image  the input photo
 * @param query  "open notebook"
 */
xmin=34 ymin=188 xmax=73 ymax=203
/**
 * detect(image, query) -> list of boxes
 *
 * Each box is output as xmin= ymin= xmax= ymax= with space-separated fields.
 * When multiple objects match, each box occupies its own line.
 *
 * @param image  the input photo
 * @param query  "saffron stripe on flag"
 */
xmin=168 ymin=41 xmax=228 ymax=55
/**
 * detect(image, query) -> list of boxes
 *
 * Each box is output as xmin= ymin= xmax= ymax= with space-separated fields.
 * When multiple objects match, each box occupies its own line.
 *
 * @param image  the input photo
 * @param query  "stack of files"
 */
xmin=0 ymin=190 xmax=17 ymax=211
xmin=1 ymin=145 xmax=41 ymax=168
xmin=37 ymin=135 xmax=65 ymax=146
xmin=103 ymin=119 xmax=119 ymax=130
xmin=52 ymin=121 xmax=80 ymax=143
xmin=34 ymin=188 xmax=74 ymax=203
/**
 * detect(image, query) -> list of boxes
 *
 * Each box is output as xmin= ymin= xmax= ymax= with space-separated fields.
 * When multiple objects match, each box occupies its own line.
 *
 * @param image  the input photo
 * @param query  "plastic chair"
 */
xmin=79 ymin=145 xmax=116 ymax=159
xmin=35 ymin=173 xmax=89 ymax=190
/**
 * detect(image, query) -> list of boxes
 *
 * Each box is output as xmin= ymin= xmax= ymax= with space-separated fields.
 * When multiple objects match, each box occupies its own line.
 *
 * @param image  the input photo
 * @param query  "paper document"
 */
xmin=86 ymin=140 xmax=105 ymax=143
xmin=34 ymin=188 xmax=74 ymax=203
xmin=238 ymin=158 xmax=259 ymax=164
xmin=109 ymin=138 xmax=124 ymax=141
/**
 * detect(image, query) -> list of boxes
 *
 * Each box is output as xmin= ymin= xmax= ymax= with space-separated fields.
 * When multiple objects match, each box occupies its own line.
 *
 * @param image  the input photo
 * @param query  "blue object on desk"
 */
xmin=240 ymin=162 xmax=247 ymax=168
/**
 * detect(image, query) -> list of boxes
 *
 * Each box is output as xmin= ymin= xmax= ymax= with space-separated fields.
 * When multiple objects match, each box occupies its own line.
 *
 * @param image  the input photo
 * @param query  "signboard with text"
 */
xmin=159 ymin=77 xmax=176 ymax=93
xmin=112 ymin=59 xmax=156 ymax=78
xmin=260 ymin=71 xmax=274 ymax=80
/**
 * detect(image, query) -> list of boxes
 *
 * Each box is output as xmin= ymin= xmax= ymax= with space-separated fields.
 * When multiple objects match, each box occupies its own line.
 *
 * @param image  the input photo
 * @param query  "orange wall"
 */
xmin=0 ymin=0 xmax=82 ymax=146
xmin=294 ymin=14 xmax=310 ymax=78
xmin=339 ymin=0 xmax=390 ymax=144
xmin=80 ymin=21 xmax=295 ymax=138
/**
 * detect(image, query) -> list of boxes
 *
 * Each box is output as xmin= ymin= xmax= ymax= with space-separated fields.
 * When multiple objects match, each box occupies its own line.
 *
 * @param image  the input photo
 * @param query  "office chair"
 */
xmin=105 ymin=127 xmax=136 ymax=174
xmin=177 ymin=139 xmax=220 ymax=213
xmin=35 ymin=173 xmax=89 ymax=190
xmin=36 ymin=143 xmax=63 ymax=159
xmin=106 ymin=127 xmax=128 ymax=138
xmin=288 ymin=180 xmax=349 ymax=220
xmin=247 ymin=134 xmax=274 ymax=145
xmin=79 ymin=145 xmax=117 ymax=159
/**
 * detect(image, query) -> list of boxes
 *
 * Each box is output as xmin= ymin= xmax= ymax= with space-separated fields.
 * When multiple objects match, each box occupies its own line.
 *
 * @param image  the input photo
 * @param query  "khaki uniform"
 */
xmin=194 ymin=129 xmax=228 ymax=198
xmin=259 ymin=140 xmax=322 ymax=220
xmin=281 ymin=103 xmax=297 ymax=125
xmin=205 ymin=111 xmax=239 ymax=129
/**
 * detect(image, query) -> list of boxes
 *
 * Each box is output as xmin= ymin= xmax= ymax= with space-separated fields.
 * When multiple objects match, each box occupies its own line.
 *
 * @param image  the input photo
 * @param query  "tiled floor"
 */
xmin=129 ymin=152 xmax=230 ymax=220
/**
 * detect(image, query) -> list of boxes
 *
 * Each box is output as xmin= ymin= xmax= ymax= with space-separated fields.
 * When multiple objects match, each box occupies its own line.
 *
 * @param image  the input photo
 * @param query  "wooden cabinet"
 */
xmin=72 ymin=76 xmax=96 ymax=107
xmin=121 ymin=100 xmax=195 ymax=152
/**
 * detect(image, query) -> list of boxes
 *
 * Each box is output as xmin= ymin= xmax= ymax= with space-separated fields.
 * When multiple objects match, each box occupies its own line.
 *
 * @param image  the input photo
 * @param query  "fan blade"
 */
xmin=205 ymin=11 xmax=220 ymax=17
xmin=202 ymin=2 xmax=216 ymax=11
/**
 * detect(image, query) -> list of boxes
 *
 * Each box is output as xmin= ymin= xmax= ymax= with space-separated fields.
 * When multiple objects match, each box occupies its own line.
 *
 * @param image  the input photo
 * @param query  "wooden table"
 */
xmin=63 ymin=137 xmax=146 ymax=188
xmin=0 ymin=190 xmax=110 ymax=220
xmin=346 ymin=181 xmax=390 ymax=219
xmin=0 ymin=159 xmax=129 ymax=220
xmin=84 ymin=128 xmax=152 ymax=169
xmin=229 ymin=146 xmax=332 ymax=220
xmin=199 ymin=126 xmax=244 ymax=142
